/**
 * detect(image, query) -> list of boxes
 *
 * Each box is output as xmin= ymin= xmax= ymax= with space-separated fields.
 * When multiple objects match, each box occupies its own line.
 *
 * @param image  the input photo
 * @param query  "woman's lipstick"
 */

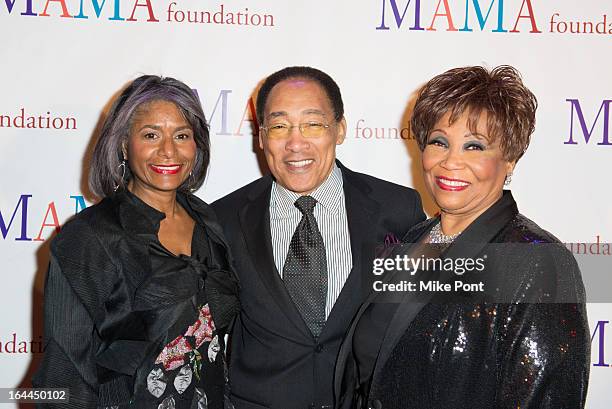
xmin=150 ymin=164 xmax=182 ymax=175
xmin=435 ymin=176 xmax=470 ymax=191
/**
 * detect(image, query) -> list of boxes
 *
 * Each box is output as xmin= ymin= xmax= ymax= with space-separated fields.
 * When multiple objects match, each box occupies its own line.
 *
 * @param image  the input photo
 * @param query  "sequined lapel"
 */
xmin=370 ymin=191 xmax=519 ymax=385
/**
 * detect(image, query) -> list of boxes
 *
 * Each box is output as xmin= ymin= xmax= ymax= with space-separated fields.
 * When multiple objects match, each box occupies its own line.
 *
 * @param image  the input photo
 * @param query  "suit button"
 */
xmin=314 ymin=344 xmax=324 ymax=353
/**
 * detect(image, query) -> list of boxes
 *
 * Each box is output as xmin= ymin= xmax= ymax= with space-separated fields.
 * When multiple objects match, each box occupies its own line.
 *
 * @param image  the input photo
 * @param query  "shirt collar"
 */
xmin=271 ymin=163 xmax=344 ymax=216
xmin=114 ymin=188 xmax=209 ymax=237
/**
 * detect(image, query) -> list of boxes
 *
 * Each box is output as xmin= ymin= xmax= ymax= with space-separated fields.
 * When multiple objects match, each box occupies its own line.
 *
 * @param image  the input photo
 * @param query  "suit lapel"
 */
xmin=333 ymin=218 xmax=431 ymax=404
xmin=322 ymin=163 xmax=380 ymax=339
xmin=239 ymin=177 xmax=312 ymax=339
xmin=333 ymin=274 xmax=381 ymax=404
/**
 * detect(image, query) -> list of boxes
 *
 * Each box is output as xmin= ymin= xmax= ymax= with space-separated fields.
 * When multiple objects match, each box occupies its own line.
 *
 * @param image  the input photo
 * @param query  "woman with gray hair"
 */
xmin=33 ymin=75 xmax=239 ymax=409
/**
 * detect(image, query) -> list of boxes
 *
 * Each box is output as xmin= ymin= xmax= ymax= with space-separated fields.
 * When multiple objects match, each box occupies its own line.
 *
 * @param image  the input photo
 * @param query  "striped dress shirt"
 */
xmin=269 ymin=164 xmax=353 ymax=318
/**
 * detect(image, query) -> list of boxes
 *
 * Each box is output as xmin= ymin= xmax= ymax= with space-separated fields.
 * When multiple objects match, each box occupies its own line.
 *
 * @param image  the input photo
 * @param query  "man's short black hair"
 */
xmin=256 ymin=66 xmax=344 ymax=123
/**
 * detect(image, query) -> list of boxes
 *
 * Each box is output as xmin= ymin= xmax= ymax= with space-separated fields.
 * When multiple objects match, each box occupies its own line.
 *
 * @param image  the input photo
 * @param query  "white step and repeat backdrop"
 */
xmin=1 ymin=0 xmax=611 ymax=407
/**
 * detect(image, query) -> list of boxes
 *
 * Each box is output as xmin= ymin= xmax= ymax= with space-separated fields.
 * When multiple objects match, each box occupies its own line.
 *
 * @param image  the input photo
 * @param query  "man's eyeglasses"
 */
xmin=260 ymin=122 xmax=330 ymax=139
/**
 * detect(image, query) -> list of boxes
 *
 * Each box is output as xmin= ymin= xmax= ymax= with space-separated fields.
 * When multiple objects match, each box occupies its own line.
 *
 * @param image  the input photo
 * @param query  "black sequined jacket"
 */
xmin=335 ymin=191 xmax=590 ymax=409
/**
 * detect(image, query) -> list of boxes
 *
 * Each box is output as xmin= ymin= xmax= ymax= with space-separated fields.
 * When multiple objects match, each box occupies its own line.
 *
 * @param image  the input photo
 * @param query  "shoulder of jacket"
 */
xmin=51 ymin=198 xmax=119 ymax=254
xmin=342 ymin=166 xmax=419 ymax=198
xmin=212 ymin=176 xmax=271 ymax=212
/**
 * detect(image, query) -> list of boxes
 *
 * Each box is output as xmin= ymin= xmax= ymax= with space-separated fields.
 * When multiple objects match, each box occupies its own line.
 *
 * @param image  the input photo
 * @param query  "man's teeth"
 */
xmin=288 ymin=160 xmax=313 ymax=168
xmin=440 ymin=178 xmax=469 ymax=187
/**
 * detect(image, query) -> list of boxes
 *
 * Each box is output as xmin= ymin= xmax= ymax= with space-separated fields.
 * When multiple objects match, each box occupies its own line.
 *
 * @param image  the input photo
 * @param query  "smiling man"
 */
xmin=212 ymin=66 xmax=425 ymax=409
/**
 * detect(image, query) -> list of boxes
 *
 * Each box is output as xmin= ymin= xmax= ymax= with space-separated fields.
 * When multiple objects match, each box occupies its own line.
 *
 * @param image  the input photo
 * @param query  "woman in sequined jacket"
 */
xmin=335 ymin=66 xmax=590 ymax=409
xmin=33 ymin=75 xmax=239 ymax=409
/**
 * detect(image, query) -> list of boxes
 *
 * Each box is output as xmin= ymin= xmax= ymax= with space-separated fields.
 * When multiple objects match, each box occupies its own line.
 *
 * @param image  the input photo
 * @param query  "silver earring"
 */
xmin=188 ymin=170 xmax=196 ymax=192
xmin=114 ymin=160 xmax=127 ymax=192
xmin=504 ymin=172 xmax=513 ymax=186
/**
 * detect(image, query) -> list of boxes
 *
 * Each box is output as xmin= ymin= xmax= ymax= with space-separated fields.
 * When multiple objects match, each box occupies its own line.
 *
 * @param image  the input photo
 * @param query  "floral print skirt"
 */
xmin=136 ymin=304 xmax=226 ymax=409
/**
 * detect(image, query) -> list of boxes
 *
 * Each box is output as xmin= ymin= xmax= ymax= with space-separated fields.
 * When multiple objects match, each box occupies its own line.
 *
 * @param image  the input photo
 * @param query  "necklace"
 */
xmin=428 ymin=222 xmax=462 ymax=244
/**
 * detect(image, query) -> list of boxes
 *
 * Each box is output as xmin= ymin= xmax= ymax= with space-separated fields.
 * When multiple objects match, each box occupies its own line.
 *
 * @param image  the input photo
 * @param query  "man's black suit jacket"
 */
xmin=212 ymin=161 xmax=425 ymax=409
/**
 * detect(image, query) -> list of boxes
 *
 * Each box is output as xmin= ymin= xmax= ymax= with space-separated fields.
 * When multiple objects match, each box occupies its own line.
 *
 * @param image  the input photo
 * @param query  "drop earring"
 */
xmin=504 ymin=172 xmax=513 ymax=186
xmin=114 ymin=160 xmax=127 ymax=192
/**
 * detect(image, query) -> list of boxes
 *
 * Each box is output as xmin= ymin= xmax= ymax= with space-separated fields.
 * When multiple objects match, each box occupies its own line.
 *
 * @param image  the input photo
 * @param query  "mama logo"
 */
xmin=194 ymin=89 xmax=258 ymax=137
xmin=0 ymin=195 xmax=87 ymax=242
xmin=565 ymin=99 xmax=611 ymax=146
xmin=3 ymin=0 xmax=159 ymax=22
xmin=592 ymin=320 xmax=610 ymax=368
xmin=377 ymin=0 xmax=540 ymax=33
xmin=3 ymin=0 xmax=276 ymax=26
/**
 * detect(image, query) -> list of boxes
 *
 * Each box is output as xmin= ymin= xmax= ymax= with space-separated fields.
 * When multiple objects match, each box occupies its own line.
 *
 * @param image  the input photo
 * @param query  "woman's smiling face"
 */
xmin=125 ymin=100 xmax=196 ymax=197
xmin=422 ymin=110 xmax=514 ymax=221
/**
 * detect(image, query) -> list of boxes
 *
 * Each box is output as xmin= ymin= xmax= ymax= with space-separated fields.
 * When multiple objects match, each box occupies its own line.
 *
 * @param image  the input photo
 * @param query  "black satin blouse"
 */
xmin=335 ymin=191 xmax=590 ymax=409
xmin=33 ymin=189 xmax=239 ymax=409
xmin=131 ymin=223 xmax=226 ymax=409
